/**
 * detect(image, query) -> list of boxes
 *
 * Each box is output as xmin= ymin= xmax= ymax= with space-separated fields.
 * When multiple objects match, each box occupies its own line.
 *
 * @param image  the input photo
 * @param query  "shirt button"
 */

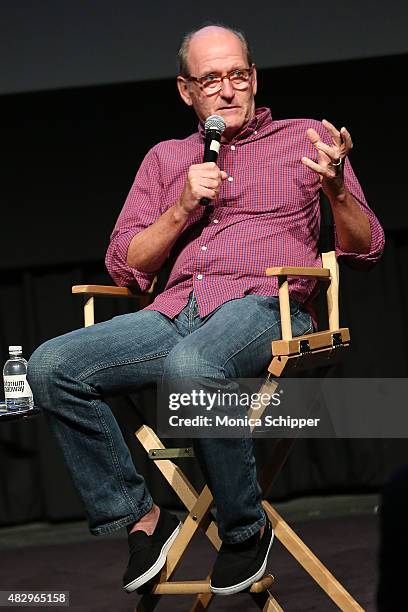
xmin=227 ymin=176 xmax=233 ymax=182
xmin=254 ymin=130 xmax=258 ymax=135
xmin=201 ymin=246 xmax=207 ymax=251
xmin=197 ymin=274 xmax=203 ymax=280
xmin=213 ymin=219 xmax=219 ymax=224
xmin=230 ymin=145 xmax=236 ymax=151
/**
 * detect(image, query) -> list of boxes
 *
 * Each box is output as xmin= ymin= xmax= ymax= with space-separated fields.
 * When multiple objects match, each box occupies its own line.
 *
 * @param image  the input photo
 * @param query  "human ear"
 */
xmin=252 ymin=65 xmax=258 ymax=97
xmin=177 ymin=76 xmax=193 ymax=107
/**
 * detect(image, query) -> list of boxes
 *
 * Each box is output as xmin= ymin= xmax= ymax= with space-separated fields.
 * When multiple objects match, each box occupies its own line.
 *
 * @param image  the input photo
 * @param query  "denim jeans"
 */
xmin=28 ymin=293 xmax=311 ymax=543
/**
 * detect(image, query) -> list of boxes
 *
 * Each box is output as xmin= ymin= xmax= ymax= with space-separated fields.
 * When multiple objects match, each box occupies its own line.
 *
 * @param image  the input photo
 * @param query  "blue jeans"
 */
xmin=28 ymin=293 xmax=311 ymax=543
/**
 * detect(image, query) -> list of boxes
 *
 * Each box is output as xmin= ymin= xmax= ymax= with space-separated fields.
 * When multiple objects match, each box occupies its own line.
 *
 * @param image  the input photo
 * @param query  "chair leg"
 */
xmin=136 ymin=425 xmax=284 ymax=610
xmin=136 ymin=425 xmax=365 ymax=610
xmin=135 ymin=425 xmax=221 ymax=549
xmin=189 ymin=578 xmax=214 ymax=612
xmin=257 ymin=436 xmax=364 ymax=609
xmin=135 ymin=487 xmax=215 ymax=611
xmin=250 ymin=591 xmax=284 ymax=611
xmin=136 ymin=426 xmax=220 ymax=611
xmin=263 ymin=501 xmax=364 ymax=611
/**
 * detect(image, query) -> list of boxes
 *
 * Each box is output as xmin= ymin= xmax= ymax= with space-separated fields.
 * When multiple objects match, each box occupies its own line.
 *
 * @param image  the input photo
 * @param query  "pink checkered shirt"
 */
xmin=106 ymin=107 xmax=384 ymax=318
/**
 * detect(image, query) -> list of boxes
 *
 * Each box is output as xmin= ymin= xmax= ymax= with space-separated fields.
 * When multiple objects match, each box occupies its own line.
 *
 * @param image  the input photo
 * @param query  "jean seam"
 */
xmin=221 ymin=308 xmax=311 ymax=371
xmin=78 ymin=351 xmax=170 ymax=381
xmin=243 ymin=436 xmax=264 ymax=529
xmin=188 ymin=298 xmax=193 ymax=332
xmin=221 ymin=319 xmax=281 ymax=370
xmin=90 ymin=503 xmax=153 ymax=535
xmin=227 ymin=514 xmax=266 ymax=544
xmin=188 ymin=293 xmax=197 ymax=332
xmin=93 ymin=400 xmax=150 ymax=517
xmin=90 ymin=515 xmax=135 ymax=535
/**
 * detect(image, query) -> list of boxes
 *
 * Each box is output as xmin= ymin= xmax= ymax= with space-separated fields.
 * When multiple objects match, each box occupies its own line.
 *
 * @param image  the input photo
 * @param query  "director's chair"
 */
xmin=72 ymin=196 xmax=362 ymax=612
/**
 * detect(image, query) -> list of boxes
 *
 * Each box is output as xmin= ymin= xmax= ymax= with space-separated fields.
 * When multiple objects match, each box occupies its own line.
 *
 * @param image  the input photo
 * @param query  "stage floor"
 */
xmin=0 ymin=495 xmax=379 ymax=611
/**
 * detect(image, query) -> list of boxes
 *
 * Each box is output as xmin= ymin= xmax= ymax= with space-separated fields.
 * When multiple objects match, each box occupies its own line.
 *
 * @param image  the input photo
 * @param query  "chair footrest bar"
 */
xmin=151 ymin=575 xmax=274 ymax=595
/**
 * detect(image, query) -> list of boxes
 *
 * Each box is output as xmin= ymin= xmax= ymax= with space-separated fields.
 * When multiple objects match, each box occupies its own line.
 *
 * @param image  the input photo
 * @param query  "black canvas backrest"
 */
xmin=318 ymin=190 xmax=335 ymax=254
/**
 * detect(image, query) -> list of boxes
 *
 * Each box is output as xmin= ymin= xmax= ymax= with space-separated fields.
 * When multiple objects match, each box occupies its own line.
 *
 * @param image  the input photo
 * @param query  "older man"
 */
xmin=28 ymin=24 xmax=384 ymax=596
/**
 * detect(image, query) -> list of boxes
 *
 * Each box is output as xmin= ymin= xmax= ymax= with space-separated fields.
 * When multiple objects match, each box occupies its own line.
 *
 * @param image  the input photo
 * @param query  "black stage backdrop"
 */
xmin=1 ymin=55 xmax=408 ymax=527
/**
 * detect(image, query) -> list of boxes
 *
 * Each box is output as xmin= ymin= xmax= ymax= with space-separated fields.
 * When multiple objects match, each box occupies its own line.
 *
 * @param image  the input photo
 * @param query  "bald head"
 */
xmin=178 ymin=25 xmax=252 ymax=77
xmin=176 ymin=24 xmax=257 ymax=141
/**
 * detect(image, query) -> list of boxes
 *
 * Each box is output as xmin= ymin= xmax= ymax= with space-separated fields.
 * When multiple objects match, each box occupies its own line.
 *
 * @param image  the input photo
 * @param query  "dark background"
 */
xmin=1 ymin=4 xmax=408 ymax=528
xmin=1 ymin=0 xmax=407 ymax=95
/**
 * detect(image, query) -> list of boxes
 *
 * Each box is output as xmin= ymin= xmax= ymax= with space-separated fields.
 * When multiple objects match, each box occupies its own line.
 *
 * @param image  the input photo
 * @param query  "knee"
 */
xmin=162 ymin=343 xmax=225 ymax=379
xmin=28 ymin=337 xmax=70 ymax=395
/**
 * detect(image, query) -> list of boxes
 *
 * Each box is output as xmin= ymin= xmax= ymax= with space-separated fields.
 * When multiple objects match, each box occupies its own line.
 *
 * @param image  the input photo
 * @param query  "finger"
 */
xmin=220 ymin=170 xmax=228 ymax=180
xmin=306 ymin=127 xmax=321 ymax=146
xmin=301 ymin=156 xmax=335 ymax=179
xmin=200 ymin=162 xmax=218 ymax=169
xmin=315 ymin=140 xmax=340 ymax=160
xmin=322 ymin=119 xmax=341 ymax=145
xmin=302 ymin=156 xmax=341 ymax=180
xmin=199 ymin=162 xmax=227 ymax=176
xmin=200 ymin=185 xmax=218 ymax=199
xmin=301 ymin=156 xmax=324 ymax=174
xmin=197 ymin=177 xmax=219 ymax=190
xmin=194 ymin=167 xmax=225 ymax=180
xmin=340 ymin=126 xmax=353 ymax=149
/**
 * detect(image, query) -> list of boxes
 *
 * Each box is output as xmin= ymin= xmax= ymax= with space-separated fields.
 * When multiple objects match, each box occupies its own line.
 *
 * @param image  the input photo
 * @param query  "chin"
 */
xmin=224 ymin=119 xmax=245 ymax=137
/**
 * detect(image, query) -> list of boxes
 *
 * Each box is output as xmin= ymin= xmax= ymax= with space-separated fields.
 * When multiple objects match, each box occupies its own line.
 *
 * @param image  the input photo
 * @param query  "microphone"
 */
xmin=200 ymin=114 xmax=226 ymax=206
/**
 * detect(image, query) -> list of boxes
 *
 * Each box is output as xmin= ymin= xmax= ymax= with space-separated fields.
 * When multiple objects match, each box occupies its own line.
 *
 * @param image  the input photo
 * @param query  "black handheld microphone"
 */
xmin=200 ymin=114 xmax=226 ymax=206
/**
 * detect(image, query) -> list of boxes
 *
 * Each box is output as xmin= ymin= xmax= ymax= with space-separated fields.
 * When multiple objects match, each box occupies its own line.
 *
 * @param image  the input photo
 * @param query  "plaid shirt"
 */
xmin=106 ymin=107 xmax=384 ymax=318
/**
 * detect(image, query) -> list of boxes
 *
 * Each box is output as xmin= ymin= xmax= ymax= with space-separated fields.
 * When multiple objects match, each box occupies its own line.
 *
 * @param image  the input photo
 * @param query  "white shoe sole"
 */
xmin=124 ymin=521 xmax=182 ymax=593
xmin=210 ymin=529 xmax=274 ymax=596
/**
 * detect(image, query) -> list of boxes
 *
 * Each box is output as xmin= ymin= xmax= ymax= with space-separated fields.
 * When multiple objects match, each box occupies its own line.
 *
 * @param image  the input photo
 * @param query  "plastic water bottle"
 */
xmin=3 ymin=346 xmax=34 ymax=410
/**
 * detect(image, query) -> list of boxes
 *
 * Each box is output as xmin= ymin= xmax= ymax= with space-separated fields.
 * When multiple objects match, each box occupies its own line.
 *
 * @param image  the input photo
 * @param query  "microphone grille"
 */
xmin=204 ymin=114 xmax=226 ymax=134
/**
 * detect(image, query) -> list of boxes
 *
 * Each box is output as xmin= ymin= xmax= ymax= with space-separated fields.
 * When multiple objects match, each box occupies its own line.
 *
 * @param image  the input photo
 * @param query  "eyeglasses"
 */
xmin=186 ymin=66 xmax=254 ymax=95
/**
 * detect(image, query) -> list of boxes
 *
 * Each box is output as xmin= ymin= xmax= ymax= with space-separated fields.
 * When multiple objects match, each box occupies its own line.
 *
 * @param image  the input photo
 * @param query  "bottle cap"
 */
xmin=9 ymin=345 xmax=23 ymax=354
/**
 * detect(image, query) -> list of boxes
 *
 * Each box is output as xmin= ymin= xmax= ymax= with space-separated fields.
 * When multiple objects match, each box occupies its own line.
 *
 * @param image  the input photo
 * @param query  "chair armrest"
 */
xmin=265 ymin=267 xmax=331 ymax=341
xmin=72 ymin=277 xmax=157 ymax=297
xmin=267 ymin=252 xmax=340 ymax=341
xmin=265 ymin=266 xmax=330 ymax=279
xmin=72 ymin=285 xmax=141 ymax=298
xmin=72 ymin=278 xmax=157 ymax=327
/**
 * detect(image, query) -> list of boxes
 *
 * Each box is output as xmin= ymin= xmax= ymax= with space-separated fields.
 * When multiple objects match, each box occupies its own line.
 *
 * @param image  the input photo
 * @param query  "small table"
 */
xmin=0 ymin=403 xmax=41 ymax=422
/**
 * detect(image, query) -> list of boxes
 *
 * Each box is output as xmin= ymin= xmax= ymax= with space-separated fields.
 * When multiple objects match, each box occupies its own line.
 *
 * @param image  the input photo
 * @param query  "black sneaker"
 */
xmin=123 ymin=508 xmax=181 ymax=593
xmin=210 ymin=517 xmax=274 ymax=596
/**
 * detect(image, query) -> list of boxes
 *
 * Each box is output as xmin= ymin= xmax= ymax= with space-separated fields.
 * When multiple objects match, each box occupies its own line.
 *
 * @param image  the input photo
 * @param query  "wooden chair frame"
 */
xmin=71 ymin=247 xmax=362 ymax=611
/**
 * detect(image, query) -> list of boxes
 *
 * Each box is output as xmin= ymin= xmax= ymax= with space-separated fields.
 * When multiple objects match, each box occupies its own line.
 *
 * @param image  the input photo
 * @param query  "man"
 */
xmin=28 ymin=24 xmax=384 ymax=597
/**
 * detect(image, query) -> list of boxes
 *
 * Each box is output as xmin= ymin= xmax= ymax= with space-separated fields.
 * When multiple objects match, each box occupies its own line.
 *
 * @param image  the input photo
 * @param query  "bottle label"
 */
xmin=4 ymin=375 xmax=33 ymax=399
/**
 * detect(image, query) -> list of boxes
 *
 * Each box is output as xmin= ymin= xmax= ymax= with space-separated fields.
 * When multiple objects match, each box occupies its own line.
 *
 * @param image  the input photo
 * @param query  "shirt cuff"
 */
xmin=105 ymin=228 xmax=156 ymax=292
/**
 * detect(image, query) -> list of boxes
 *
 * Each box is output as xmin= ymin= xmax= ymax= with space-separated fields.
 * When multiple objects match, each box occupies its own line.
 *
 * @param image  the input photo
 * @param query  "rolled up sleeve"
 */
xmin=335 ymin=157 xmax=385 ymax=268
xmin=105 ymin=147 xmax=163 ymax=290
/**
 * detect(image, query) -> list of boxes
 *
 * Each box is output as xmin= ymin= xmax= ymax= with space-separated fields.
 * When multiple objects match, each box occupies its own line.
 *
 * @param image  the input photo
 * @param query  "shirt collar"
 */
xmin=198 ymin=107 xmax=272 ymax=143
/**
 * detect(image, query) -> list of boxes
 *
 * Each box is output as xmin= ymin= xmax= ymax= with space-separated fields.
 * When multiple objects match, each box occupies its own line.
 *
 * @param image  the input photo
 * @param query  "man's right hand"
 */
xmin=178 ymin=162 xmax=228 ymax=214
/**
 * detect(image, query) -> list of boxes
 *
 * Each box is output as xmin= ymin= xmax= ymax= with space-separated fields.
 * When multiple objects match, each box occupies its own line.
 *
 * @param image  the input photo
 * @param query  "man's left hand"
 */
xmin=301 ymin=119 xmax=353 ymax=195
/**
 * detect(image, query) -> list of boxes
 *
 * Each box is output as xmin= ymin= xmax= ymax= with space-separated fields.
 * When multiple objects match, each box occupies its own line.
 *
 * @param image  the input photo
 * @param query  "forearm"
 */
xmin=125 ymin=161 xmax=226 ymax=273
xmin=126 ymin=200 xmax=191 ymax=273
xmin=325 ymin=185 xmax=371 ymax=254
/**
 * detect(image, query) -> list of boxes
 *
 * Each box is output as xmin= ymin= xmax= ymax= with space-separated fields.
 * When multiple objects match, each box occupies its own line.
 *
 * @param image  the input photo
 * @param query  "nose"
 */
xmin=219 ymin=76 xmax=235 ymax=99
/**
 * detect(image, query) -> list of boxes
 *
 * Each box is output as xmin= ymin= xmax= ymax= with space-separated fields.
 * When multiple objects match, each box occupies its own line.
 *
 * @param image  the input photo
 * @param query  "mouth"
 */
xmin=217 ymin=106 xmax=240 ymax=112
